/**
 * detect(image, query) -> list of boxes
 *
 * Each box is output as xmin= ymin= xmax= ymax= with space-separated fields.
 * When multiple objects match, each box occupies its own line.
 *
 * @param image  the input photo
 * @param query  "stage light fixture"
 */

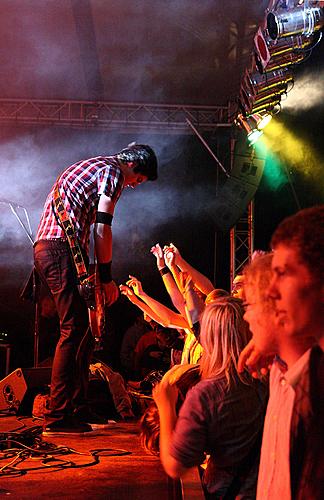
xmin=248 ymin=67 xmax=293 ymax=96
xmin=265 ymin=50 xmax=307 ymax=72
xmin=238 ymin=86 xmax=254 ymax=115
xmin=235 ymin=114 xmax=264 ymax=146
xmin=252 ymin=113 xmax=273 ymax=130
xmin=267 ymin=7 xmax=323 ymax=41
xmin=267 ymin=33 xmax=313 ymax=58
xmin=247 ymin=128 xmax=263 ymax=145
xmin=254 ymin=33 xmax=313 ymax=73
xmin=238 ymin=73 xmax=288 ymax=116
xmin=254 ymin=27 xmax=271 ymax=70
xmin=253 ymin=87 xmax=286 ymax=107
xmin=236 ymin=2 xmax=323 ymax=138
xmin=251 ymin=97 xmax=281 ymax=115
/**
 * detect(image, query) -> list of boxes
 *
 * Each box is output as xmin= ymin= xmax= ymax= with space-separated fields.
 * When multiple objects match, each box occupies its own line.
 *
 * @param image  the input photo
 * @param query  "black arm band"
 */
xmin=159 ymin=266 xmax=170 ymax=276
xmin=96 ymin=211 xmax=113 ymax=226
xmin=98 ymin=261 xmax=112 ymax=283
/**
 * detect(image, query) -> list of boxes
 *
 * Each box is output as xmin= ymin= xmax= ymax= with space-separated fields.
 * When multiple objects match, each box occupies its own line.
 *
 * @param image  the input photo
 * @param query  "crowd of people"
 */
xmin=33 ymin=143 xmax=323 ymax=499
xmin=121 ymin=205 xmax=324 ymax=499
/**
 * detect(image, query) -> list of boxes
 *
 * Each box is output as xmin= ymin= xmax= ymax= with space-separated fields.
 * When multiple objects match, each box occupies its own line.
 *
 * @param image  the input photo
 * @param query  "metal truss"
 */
xmin=0 ymin=98 xmax=231 ymax=132
xmin=230 ymin=200 xmax=254 ymax=286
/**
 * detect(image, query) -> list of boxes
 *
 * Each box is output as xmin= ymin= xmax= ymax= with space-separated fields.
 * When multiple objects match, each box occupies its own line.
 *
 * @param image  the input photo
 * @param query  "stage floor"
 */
xmin=0 ymin=415 xmax=203 ymax=499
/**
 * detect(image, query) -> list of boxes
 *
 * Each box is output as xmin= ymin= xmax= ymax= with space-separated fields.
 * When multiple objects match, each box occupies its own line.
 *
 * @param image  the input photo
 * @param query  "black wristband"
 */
xmin=159 ymin=266 xmax=170 ymax=276
xmin=96 ymin=211 xmax=113 ymax=226
xmin=98 ymin=261 xmax=112 ymax=283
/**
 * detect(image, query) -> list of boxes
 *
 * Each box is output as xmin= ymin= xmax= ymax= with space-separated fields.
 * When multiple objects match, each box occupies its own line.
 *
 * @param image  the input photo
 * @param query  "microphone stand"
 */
xmin=0 ymin=200 xmax=39 ymax=367
xmin=0 ymin=200 xmax=34 ymax=245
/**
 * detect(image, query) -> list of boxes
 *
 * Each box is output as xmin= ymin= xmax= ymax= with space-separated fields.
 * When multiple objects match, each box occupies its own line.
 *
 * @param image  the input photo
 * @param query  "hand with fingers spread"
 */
xmin=126 ymin=275 xmax=144 ymax=297
xmin=119 ymin=284 xmax=136 ymax=300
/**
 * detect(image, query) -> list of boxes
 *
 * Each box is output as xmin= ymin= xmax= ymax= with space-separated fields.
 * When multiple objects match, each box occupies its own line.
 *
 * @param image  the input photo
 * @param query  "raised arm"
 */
xmin=126 ymin=276 xmax=190 ymax=330
xmin=163 ymin=247 xmax=183 ymax=295
xmin=179 ymin=272 xmax=205 ymax=329
xmin=94 ymin=193 xmax=119 ymax=306
xmin=151 ymin=244 xmax=186 ymax=317
xmin=119 ymin=284 xmax=168 ymax=327
xmin=164 ymin=243 xmax=215 ymax=296
xmin=152 ymin=370 xmax=189 ymax=478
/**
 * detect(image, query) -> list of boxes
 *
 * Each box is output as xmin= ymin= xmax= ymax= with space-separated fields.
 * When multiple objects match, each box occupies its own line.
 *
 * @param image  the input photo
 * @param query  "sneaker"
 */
xmin=74 ymin=408 xmax=110 ymax=430
xmin=42 ymin=417 xmax=97 ymax=437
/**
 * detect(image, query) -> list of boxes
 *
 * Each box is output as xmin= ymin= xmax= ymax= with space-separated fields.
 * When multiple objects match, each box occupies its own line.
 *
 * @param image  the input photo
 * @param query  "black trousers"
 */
xmin=34 ymin=239 xmax=94 ymax=423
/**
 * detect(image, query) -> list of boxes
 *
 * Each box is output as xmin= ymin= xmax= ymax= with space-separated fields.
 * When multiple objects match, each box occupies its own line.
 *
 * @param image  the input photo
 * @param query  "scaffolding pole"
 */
xmin=230 ymin=200 xmax=254 ymax=288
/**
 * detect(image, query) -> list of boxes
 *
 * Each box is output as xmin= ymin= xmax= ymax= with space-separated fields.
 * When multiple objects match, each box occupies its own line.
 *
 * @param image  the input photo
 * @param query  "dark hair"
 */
xmin=116 ymin=144 xmax=158 ymax=181
xmin=271 ymin=205 xmax=324 ymax=281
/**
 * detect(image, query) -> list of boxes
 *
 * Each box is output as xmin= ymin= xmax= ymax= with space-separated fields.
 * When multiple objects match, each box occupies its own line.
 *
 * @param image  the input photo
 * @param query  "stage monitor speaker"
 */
xmin=210 ymin=136 xmax=265 ymax=231
xmin=0 ymin=367 xmax=51 ymax=414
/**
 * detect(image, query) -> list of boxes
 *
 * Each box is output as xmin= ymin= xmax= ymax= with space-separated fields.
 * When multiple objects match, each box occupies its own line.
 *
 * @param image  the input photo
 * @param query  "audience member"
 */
xmin=151 ymin=243 xmax=188 ymax=317
xmin=140 ymin=364 xmax=201 ymax=455
xmin=120 ymin=275 xmax=203 ymax=364
xmin=120 ymin=313 xmax=153 ymax=378
xmin=153 ymin=296 xmax=267 ymax=498
xmin=231 ymin=274 xmax=244 ymax=299
xmin=240 ymin=205 xmax=324 ymax=500
xmin=162 ymin=243 xmax=215 ymax=296
xmin=133 ymin=325 xmax=177 ymax=378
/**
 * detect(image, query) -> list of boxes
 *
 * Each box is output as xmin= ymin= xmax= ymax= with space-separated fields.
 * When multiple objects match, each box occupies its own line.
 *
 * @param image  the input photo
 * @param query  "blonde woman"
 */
xmin=153 ymin=296 xmax=267 ymax=499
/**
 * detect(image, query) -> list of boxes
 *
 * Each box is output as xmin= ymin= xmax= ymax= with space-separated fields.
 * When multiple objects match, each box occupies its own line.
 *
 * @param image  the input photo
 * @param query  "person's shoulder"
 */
xmin=84 ymin=156 xmax=120 ymax=170
xmin=186 ymin=376 xmax=226 ymax=402
xmin=235 ymin=376 xmax=269 ymax=407
xmin=101 ymin=156 xmax=120 ymax=167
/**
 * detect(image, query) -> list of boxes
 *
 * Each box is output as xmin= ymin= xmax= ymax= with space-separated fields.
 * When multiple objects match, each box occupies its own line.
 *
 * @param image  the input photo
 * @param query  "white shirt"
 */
xmin=256 ymin=349 xmax=311 ymax=500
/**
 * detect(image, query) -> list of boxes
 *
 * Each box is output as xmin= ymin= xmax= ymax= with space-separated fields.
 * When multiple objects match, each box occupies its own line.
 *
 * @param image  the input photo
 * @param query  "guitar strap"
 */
xmin=52 ymin=182 xmax=106 ymax=350
xmin=52 ymin=182 xmax=95 ymax=295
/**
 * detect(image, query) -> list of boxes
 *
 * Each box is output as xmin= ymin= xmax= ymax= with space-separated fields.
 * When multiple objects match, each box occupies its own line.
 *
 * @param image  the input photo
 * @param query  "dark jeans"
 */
xmin=34 ymin=239 xmax=94 ymax=423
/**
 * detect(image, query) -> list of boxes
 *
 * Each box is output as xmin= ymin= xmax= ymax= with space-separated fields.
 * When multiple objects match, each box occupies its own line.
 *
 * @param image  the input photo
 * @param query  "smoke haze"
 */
xmin=281 ymin=70 xmax=324 ymax=114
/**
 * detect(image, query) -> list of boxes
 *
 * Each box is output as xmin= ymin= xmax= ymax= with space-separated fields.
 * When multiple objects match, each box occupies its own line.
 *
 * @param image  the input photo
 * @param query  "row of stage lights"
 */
xmin=235 ymin=0 xmax=324 ymax=145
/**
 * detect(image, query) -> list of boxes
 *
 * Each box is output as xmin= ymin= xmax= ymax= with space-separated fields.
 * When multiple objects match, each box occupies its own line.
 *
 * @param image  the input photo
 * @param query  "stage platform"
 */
xmin=0 ymin=415 xmax=203 ymax=499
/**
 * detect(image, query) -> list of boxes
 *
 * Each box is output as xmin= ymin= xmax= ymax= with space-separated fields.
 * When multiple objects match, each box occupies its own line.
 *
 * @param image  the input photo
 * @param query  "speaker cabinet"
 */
xmin=210 ymin=136 xmax=265 ymax=231
xmin=0 ymin=367 xmax=51 ymax=413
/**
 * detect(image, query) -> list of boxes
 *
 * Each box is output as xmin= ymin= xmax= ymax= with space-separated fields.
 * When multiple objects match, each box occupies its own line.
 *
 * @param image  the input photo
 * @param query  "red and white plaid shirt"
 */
xmin=36 ymin=156 xmax=124 ymax=253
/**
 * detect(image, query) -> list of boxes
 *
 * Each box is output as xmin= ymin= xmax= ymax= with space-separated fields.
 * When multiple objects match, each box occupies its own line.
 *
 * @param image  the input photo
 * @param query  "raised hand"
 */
xmin=150 ymin=243 xmax=165 ymax=268
xmin=163 ymin=246 xmax=175 ymax=268
xmin=119 ymin=284 xmax=135 ymax=299
xmin=126 ymin=275 xmax=143 ymax=296
xmin=163 ymin=243 xmax=182 ymax=268
xmin=151 ymin=243 xmax=163 ymax=259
